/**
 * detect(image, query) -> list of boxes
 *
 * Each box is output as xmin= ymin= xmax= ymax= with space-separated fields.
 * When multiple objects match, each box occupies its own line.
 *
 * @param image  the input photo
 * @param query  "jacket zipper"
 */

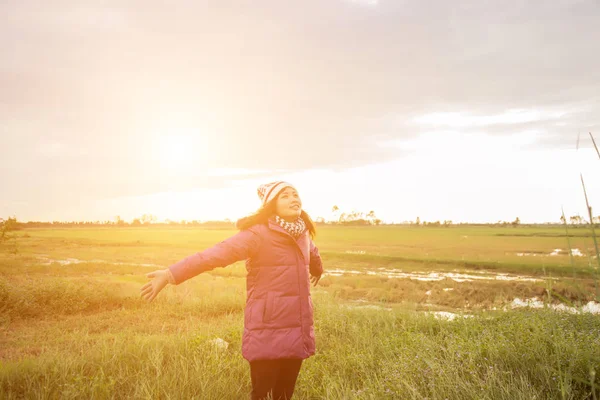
xmin=268 ymin=221 xmax=307 ymax=352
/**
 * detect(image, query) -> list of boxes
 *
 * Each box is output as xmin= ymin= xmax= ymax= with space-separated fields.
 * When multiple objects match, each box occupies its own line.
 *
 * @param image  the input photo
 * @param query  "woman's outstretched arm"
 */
xmin=141 ymin=228 xmax=260 ymax=301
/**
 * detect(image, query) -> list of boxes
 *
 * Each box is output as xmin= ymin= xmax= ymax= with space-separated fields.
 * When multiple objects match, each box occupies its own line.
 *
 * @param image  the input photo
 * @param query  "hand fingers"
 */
xmin=141 ymin=285 xmax=153 ymax=297
xmin=143 ymin=286 xmax=156 ymax=301
xmin=146 ymin=271 xmax=158 ymax=279
xmin=141 ymin=282 xmax=152 ymax=292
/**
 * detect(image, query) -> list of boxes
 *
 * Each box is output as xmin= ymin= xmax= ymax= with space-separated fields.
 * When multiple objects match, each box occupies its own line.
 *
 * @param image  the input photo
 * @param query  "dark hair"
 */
xmin=236 ymin=197 xmax=317 ymax=239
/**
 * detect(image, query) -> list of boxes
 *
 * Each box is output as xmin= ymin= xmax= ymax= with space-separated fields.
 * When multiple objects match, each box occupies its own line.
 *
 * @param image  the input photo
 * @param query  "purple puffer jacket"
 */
xmin=168 ymin=219 xmax=324 ymax=361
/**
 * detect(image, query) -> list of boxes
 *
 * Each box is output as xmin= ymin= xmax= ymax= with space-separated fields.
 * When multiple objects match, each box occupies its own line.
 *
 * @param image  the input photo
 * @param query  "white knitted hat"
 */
xmin=257 ymin=181 xmax=296 ymax=206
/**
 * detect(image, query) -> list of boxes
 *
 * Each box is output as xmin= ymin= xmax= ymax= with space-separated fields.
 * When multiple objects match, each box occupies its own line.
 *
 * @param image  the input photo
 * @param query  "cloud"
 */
xmin=1 ymin=0 xmax=600 ymax=204
xmin=343 ymin=0 xmax=379 ymax=6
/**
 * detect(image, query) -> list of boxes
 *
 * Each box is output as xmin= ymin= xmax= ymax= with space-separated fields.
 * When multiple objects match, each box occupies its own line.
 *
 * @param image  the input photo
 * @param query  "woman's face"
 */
xmin=275 ymin=187 xmax=302 ymax=221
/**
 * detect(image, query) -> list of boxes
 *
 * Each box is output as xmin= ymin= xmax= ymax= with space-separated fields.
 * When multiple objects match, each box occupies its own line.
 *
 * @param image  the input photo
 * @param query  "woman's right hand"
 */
xmin=140 ymin=269 xmax=171 ymax=302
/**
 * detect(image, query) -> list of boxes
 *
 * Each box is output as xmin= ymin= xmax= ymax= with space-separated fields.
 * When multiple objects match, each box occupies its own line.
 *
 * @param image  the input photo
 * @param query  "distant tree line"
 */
xmin=324 ymin=205 xmax=382 ymax=226
xmin=560 ymin=214 xmax=600 ymax=225
xmin=2 ymin=215 xmax=234 ymax=229
xmin=3 ymin=212 xmax=599 ymax=229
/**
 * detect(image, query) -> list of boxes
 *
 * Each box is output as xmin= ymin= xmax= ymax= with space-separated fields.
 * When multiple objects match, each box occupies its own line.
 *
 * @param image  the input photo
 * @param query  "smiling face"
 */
xmin=275 ymin=187 xmax=302 ymax=221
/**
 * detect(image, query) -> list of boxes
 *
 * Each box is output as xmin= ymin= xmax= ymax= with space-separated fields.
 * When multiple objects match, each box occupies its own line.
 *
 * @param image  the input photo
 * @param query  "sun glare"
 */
xmin=150 ymin=131 xmax=202 ymax=172
xmin=160 ymin=135 xmax=193 ymax=166
xmin=143 ymin=111 xmax=216 ymax=172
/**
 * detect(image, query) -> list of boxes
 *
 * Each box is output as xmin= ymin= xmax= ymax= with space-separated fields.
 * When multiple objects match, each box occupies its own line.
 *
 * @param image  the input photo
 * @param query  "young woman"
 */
xmin=140 ymin=181 xmax=324 ymax=400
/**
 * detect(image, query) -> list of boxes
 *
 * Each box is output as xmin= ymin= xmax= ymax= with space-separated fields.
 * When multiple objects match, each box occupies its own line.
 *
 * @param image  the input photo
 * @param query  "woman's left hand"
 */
xmin=310 ymin=274 xmax=321 ymax=287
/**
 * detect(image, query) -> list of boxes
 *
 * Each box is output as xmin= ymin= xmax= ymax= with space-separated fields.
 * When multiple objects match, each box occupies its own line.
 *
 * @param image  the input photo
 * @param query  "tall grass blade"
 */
xmin=561 ymin=206 xmax=576 ymax=278
xmin=590 ymin=132 xmax=600 ymax=160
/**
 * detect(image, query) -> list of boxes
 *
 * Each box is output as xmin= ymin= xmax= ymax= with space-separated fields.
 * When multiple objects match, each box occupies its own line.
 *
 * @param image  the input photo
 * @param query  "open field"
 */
xmin=1 ymin=225 xmax=599 ymax=399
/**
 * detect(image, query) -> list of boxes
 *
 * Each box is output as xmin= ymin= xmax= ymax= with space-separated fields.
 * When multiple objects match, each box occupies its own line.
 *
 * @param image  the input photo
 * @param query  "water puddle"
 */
xmin=36 ymin=256 xmax=162 ymax=268
xmin=324 ymin=268 xmax=541 ymax=283
xmin=509 ymin=297 xmax=600 ymax=314
xmin=517 ymin=248 xmax=584 ymax=257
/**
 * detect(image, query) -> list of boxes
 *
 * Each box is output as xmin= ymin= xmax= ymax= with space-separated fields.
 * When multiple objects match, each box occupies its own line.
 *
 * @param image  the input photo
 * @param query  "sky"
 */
xmin=2 ymin=0 xmax=600 ymax=224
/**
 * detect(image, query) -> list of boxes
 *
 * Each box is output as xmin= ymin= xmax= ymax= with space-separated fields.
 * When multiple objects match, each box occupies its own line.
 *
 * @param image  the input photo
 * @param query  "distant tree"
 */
xmin=131 ymin=218 xmax=142 ymax=227
xmin=443 ymin=220 xmax=452 ymax=227
xmin=365 ymin=210 xmax=377 ymax=225
xmin=415 ymin=217 xmax=421 ymax=226
xmin=511 ymin=217 xmax=520 ymax=227
xmin=560 ymin=215 xmax=566 ymax=225
xmin=140 ymin=214 xmax=157 ymax=225
xmin=0 ymin=218 xmax=7 ymax=243
xmin=570 ymin=215 xmax=583 ymax=225
xmin=327 ymin=207 xmax=382 ymax=225
xmin=0 ymin=216 xmax=19 ymax=253
xmin=1 ymin=216 xmax=18 ymax=232
xmin=331 ymin=205 xmax=340 ymax=223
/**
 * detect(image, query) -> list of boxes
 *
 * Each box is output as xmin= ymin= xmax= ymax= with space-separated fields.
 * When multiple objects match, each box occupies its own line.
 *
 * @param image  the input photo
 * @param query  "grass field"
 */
xmin=1 ymin=225 xmax=599 ymax=399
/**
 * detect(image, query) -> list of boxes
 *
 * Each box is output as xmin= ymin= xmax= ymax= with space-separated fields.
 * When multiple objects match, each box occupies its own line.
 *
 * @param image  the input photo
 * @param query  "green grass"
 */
xmin=1 ymin=292 xmax=598 ymax=399
xmin=1 ymin=226 xmax=599 ymax=399
xmin=12 ymin=225 xmax=598 ymax=272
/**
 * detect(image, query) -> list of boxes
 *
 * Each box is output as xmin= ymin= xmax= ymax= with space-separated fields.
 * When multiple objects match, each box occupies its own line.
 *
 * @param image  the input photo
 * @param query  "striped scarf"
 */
xmin=274 ymin=215 xmax=306 ymax=239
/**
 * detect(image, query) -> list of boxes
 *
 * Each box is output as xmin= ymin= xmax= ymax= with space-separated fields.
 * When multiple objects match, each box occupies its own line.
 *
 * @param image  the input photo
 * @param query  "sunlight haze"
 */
xmin=2 ymin=1 xmax=600 ymax=224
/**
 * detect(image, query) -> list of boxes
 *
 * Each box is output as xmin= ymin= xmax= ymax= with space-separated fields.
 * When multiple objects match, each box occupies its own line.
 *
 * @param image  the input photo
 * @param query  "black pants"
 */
xmin=249 ymin=358 xmax=303 ymax=400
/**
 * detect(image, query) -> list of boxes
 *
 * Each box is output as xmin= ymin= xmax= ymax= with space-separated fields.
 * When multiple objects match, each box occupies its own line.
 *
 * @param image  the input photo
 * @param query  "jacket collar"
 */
xmin=267 ymin=218 xmax=307 ymax=240
xmin=267 ymin=218 xmax=310 ymax=263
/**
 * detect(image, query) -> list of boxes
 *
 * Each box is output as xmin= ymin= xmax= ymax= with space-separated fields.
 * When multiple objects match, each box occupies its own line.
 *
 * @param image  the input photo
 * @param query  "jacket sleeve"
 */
xmin=309 ymin=239 xmax=323 ymax=277
xmin=168 ymin=228 xmax=260 ymax=285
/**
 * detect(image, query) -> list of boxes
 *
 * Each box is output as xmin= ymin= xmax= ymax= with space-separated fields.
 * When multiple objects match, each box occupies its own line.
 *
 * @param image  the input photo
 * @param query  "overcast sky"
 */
xmin=2 ymin=0 xmax=600 ymax=223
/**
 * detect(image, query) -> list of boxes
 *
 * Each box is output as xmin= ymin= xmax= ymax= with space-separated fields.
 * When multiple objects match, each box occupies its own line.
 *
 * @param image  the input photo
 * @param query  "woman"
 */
xmin=141 ymin=181 xmax=324 ymax=400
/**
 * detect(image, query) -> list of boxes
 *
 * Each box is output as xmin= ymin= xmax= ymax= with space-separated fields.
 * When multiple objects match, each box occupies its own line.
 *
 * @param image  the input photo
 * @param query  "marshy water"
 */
xmin=516 ymin=248 xmax=585 ymax=257
xmin=325 ymin=267 xmax=542 ymax=282
xmin=36 ymin=256 xmax=163 ymax=268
